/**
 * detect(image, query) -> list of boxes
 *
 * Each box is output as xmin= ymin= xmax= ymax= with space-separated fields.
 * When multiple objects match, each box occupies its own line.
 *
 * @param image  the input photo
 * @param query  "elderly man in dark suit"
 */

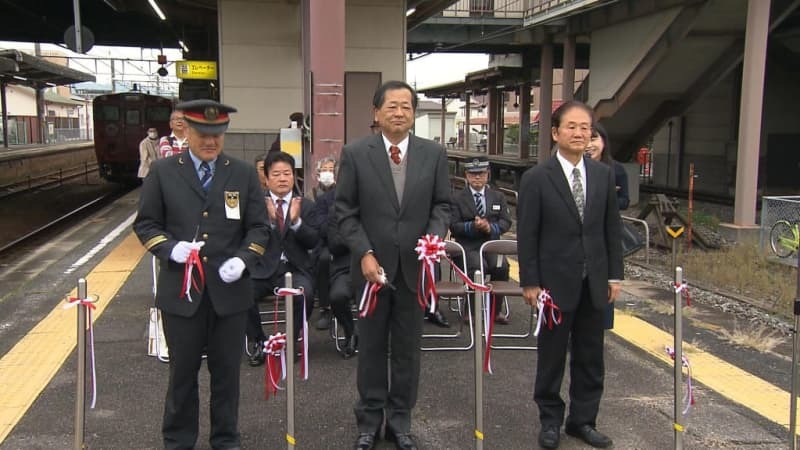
xmin=517 ymin=100 xmax=623 ymax=450
xmin=449 ymin=156 xmax=512 ymax=324
xmin=336 ymin=80 xmax=451 ymax=450
xmin=134 ymin=99 xmax=269 ymax=450
xmin=246 ymin=151 xmax=320 ymax=366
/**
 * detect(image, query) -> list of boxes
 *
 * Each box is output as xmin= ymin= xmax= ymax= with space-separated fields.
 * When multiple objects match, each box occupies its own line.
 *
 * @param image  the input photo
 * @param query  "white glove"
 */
xmin=170 ymin=241 xmax=206 ymax=263
xmin=219 ymin=257 xmax=246 ymax=283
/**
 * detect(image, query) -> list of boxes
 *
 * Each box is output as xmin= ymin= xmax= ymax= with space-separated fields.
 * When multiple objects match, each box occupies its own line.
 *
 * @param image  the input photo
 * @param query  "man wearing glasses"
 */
xmin=159 ymin=109 xmax=189 ymax=158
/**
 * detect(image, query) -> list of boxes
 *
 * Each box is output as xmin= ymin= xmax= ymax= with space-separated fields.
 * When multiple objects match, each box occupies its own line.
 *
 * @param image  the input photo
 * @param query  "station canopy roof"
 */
xmin=0 ymin=50 xmax=95 ymax=88
xmin=0 ymin=0 xmax=457 ymax=50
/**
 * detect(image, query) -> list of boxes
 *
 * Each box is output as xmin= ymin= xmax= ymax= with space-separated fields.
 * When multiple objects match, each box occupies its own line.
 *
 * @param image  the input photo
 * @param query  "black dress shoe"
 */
xmin=341 ymin=334 xmax=358 ymax=359
xmin=386 ymin=428 xmax=418 ymax=450
xmin=353 ymin=432 xmax=377 ymax=450
xmin=565 ymin=424 xmax=612 ymax=448
xmin=426 ymin=309 xmax=450 ymax=328
xmin=248 ymin=340 xmax=265 ymax=367
xmin=538 ymin=425 xmax=560 ymax=449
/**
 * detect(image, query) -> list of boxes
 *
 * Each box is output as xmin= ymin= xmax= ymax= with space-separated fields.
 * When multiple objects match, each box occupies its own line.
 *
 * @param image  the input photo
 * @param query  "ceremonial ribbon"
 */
xmin=533 ymin=289 xmax=562 ymax=337
xmin=415 ymin=235 xmax=446 ymax=313
xmin=275 ymin=287 xmax=308 ymax=380
xmin=64 ymin=295 xmax=98 ymax=409
xmin=179 ymin=248 xmax=205 ymax=302
xmin=358 ymin=281 xmax=384 ymax=319
xmin=665 ymin=346 xmax=695 ymax=415
xmin=483 ymin=291 xmax=497 ymax=374
xmin=263 ymin=332 xmax=287 ymax=399
xmin=673 ymin=282 xmax=691 ymax=306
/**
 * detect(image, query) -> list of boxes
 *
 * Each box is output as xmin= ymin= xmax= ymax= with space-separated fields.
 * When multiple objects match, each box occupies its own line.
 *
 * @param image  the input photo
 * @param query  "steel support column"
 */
xmin=440 ymin=96 xmax=447 ymax=145
xmin=464 ymin=91 xmax=471 ymax=151
xmin=519 ymin=81 xmax=531 ymax=159
xmin=538 ymin=36 xmax=554 ymax=161
xmin=1 ymin=81 xmax=8 ymax=149
xmin=562 ymin=35 xmax=575 ymax=102
xmin=303 ymin=0 xmax=345 ymax=194
xmin=733 ymin=0 xmax=770 ymax=226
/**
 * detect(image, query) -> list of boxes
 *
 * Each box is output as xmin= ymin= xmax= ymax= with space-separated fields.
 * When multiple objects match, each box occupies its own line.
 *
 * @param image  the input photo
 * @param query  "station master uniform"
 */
xmin=134 ymin=99 xmax=268 ymax=450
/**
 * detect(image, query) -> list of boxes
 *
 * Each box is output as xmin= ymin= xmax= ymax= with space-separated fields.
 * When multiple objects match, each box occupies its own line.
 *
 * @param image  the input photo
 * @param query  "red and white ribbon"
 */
xmin=180 ymin=248 xmax=205 ymax=302
xmin=482 ymin=291 xmax=498 ymax=374
xmin=275 ymin=287 xmax=308 ymax=380
xmin=358 ymin=281 xmax=384 ymax=319
xmin=665 ymin=346 xmax=695 ymax=415
xmin=415 ymin=234 xmax=446 ymax=313
xmin=673 ymin=282 xmax=691 ymax=306
xmin=64 ymin=295 xmax=98 ymax=409
xmin=533 ymin=289 xmax=561 ymax=337
xmin=263 ymin=332 xmax=287 ymax=399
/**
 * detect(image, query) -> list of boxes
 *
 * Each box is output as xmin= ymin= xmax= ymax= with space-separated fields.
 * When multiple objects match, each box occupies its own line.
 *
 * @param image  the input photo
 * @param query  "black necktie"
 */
xmin=474 ymin=192 xmax=484 ymax=217
xmin=199 ymin=162 xmax=213 ymax=193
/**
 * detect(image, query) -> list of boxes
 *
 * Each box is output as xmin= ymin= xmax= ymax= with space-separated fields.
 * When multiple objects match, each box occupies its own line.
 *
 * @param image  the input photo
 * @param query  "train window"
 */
xmin=96 ymin=105 xmax=120 ymax=121
xmin=147 ymin=106 xmax=171 ymax=122
xmin=126 ymin=110 xmax=141 ymax=125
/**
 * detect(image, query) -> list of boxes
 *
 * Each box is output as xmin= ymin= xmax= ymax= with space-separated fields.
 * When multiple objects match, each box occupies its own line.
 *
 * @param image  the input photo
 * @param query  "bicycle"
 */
xmin=769 ymin=220 xmax=799 ymax=258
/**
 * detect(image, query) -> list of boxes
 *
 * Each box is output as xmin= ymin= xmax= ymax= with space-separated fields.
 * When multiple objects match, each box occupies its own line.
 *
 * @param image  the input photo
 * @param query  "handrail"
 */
xmin=621 ymin=215 xmax=649 ymax=264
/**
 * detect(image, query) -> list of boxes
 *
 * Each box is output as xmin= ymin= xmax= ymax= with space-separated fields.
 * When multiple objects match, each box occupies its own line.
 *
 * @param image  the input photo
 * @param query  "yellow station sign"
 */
xmin=175 ymin=60 xmax=218 ymax=80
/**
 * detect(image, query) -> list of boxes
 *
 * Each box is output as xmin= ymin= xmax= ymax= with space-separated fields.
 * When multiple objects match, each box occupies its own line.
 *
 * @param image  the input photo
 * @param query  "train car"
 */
xmin=93 ymin=92 xmax=173 ymax=183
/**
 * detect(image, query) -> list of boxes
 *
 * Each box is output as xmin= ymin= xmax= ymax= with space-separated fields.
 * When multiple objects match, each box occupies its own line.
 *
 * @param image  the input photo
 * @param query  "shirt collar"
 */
xmin=556 ymin=150 xmax=585 ymax=182
xmin=381 ymin=134 xmax=409 ymax=158
xmin=469 ymin=186 xmax=486 ymax=197
xmin=269 ymin=191 xmax=293 ymax=204
xmin=187 ymin=151 xmax=216 ymax=172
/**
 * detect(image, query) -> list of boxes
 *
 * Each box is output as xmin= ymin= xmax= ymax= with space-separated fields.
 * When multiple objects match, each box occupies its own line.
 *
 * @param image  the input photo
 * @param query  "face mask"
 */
xmin=318 ymin=171 xmax=335 ymax=187
xmin=148 ymin=132 xmax=158 ymax=139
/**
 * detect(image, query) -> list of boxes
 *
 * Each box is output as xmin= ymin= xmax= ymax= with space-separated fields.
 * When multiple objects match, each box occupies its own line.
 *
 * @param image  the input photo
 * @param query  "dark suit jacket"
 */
xmin=134 ymin=152 xmax=269 ymax=317
xmin=250 ymin=194 xmax=320 ymax=280
xmin=335 ymin=133 xmax=451 ymax=289
xmin=326 ymin=203 xmax=351 ymax=280
xmin=517 ymin=156 xmax=623 ymax=311
xmin=612 ymin=161 xmax=630 ymax=210
xmin=449 ymin=185 xmax=512 ymax=258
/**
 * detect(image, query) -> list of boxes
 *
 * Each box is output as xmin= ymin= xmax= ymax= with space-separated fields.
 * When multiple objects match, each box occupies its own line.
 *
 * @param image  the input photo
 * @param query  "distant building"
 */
xmin=0 ymin=83 xmax=91 ymax=145
xmin=414 ymin=98 xmax=457 ymax=145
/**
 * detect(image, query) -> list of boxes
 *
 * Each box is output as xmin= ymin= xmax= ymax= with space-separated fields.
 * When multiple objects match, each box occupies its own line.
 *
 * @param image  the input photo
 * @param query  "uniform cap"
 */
xmin=176 ymin=99 xmax=237 ymax=135
xmin=464 ymin=156 xmax=490 ymax=172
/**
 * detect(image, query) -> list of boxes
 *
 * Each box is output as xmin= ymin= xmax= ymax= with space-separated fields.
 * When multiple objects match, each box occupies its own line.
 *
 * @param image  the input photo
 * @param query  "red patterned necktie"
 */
xmin=389 ymin=145 xmax=401 ymax=165
xmin=275 ymin=199 xmax=285 ymax=232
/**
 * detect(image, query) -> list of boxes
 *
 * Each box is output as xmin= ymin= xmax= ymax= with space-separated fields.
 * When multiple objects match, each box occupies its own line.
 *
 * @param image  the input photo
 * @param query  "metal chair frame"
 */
xmin=479 ymin=239 xmax=537 ymax=351
xmin=421 ymin=240 xmax=475 ymax=351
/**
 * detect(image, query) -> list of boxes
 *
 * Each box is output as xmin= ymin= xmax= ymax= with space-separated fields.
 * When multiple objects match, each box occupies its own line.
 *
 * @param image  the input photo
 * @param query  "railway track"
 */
xmin=0 ymin=184 xmax=133 ymax=256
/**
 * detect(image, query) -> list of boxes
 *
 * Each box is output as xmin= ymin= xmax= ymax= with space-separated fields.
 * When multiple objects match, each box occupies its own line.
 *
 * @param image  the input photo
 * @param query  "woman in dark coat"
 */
xmin=586 ymin=122 xmax=629 ymax=329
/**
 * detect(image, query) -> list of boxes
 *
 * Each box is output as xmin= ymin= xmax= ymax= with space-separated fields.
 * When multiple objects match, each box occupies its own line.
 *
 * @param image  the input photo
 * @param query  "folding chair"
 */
xmin=479 ymin=239 xmax=537 ymax=350
xmin=421 ymin=240 xmax=475 ymax=351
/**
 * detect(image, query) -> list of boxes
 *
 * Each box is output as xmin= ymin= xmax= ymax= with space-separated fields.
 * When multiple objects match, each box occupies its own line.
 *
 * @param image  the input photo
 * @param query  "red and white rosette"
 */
xmin=180 ymin=247 xmax=205 ymax=302
xmin=673 ymin=281 xmax=691 ymax=307
xmin=64 ymin=295 xmax=98 ymax=409
xmin=533 ymin=289 xmax=561 ymax=337
xmin=415 ymin=234 xmax=446 ymax=313
xmin=263 ymin=332 xmax=287 ymax=400
xmin=665 ymin=346 xmax=695 ymax=415
xmin=275 ymin=287 xmax=308 ymax=380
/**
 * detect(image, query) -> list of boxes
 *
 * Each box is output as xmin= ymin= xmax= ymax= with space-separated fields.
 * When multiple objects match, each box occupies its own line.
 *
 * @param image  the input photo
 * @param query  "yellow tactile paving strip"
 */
xmin=507 ymin=257 xmax=797 ymax=433
xmin=0 ymin=233 xmax=146 ymax=444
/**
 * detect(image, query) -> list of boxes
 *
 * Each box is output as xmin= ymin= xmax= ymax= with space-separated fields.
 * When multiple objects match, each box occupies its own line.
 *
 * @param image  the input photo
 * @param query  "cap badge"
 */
xmin=204 ymin=106 xmax=219 ymax=121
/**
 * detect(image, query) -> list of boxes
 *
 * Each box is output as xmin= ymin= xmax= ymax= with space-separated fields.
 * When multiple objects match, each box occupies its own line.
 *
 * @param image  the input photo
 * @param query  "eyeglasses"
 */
xmin=172 ymin=117 xmax=185 ymax=122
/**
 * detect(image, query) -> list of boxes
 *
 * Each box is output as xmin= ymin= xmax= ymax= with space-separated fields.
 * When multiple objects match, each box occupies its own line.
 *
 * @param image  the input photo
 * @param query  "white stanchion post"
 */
xmin=74 ymin=278 xmax=87 ymax=450
xmin=674 ymin=267 xmax=683 ymax=450
xmin=473 ymin=270 xmax=484 ymax=450
xmin=285 ymin=272 xmax=296 ymax=449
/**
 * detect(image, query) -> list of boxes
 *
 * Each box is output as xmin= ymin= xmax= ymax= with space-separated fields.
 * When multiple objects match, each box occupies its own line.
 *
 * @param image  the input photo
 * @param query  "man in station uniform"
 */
xmin=336 ymin=80 xmax=450 ymax=450
xmin=159 ymin=109 xmax=189 ymax=158
xmin=517 ymin=101 xmax=623 ymax=449
xmin=449 ymin=156 xmax=512 ymax=324
xmin=134 ymin=99 xmax=268 ymax=450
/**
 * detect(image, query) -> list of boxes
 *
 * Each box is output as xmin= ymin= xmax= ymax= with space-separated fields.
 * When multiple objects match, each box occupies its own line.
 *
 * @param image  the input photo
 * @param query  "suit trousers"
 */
xmin=330 ymin=270 xmax=355 ymax=338
xmin=534 ymin=278 xmax=605 ymax=429
xmin=354 ymin=265 xmax=423 ymax=435
xmin=161 ymin=293 xmax=247 ymax=450
xmin=315 ymin=247 xmax=331 ymax=309
xmin=247 ymin=268 xmax=315 ymax=343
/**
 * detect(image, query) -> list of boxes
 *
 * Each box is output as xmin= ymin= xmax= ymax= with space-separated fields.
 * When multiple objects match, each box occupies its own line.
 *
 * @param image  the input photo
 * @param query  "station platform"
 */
xmin=0 ymin=189 xmax=793 ymax=449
